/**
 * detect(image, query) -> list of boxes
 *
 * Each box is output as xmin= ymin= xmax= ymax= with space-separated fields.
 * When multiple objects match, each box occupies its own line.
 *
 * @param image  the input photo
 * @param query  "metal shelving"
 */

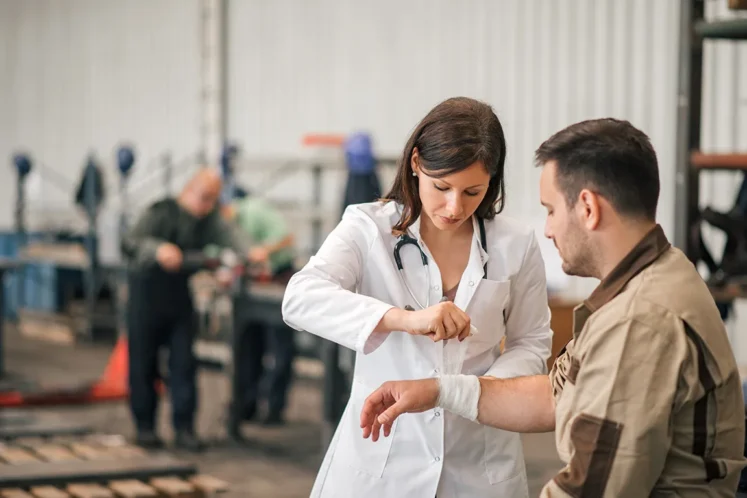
xmin=674 ymin=0 xmax=747 ymax=302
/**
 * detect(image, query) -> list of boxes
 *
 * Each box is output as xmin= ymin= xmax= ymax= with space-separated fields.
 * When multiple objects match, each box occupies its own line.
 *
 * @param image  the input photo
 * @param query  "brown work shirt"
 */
xmin=542 ymin=225 xmax=746 ymax=497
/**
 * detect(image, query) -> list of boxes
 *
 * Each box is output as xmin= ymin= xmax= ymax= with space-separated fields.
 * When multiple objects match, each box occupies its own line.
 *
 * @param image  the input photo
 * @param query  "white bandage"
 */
xmin=436 ymin=374 xmax=481 ymax=422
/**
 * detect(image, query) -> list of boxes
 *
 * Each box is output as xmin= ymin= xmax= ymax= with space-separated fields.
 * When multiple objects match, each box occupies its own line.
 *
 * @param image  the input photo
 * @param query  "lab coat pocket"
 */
xmin=467 ymin=279 xmax=511 ymax=347
xmin=334 ymin=380 xmax=399 ymax=478
xmin=483 ymin=426 xmax=524 ymax=484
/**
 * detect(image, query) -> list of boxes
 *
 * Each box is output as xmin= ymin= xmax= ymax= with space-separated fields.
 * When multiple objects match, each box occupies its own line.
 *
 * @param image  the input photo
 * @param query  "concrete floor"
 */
xmin=2 ymin=326 xmax=564 ymax=497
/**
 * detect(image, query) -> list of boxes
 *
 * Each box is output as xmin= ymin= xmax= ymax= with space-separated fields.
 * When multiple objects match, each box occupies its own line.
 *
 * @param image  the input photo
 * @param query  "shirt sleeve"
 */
xmin=120 ymin=204 xmax=167 ymax=270
xmin=240 ymin=199 xmax=288 ymax=244
xmin=281 ymin=206 xmax=395 ymax=354
xmin=200 ymin=209 xmax=253 ymax=255
xmin=540 ymin=318 xmax=681 ymax=498
xmin=485 ymin=232 xmax=553 ymax=379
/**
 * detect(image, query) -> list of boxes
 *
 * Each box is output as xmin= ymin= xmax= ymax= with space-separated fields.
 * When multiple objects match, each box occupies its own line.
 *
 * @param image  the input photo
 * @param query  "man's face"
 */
xmin=539 ymin=161 xmax=595 ymax=278
xmin=184 ymin=178 xmax=221 ymax=218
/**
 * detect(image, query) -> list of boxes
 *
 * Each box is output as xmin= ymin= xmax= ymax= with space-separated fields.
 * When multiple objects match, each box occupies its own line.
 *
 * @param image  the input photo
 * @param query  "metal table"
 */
xmin=227 ymin=278 xmax=349 ymax=449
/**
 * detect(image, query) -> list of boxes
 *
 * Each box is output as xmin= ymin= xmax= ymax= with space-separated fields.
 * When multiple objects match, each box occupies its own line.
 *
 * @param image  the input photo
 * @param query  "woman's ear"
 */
xmin=410 ymin=147 xmax=420 ymax=177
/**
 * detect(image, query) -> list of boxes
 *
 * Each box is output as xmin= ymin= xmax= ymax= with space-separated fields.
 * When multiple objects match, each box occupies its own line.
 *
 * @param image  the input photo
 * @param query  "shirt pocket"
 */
xmin=332 ymin=379 xmax=400 ymax=478
xmin=467 ymin=278 xmax=511 ymax=350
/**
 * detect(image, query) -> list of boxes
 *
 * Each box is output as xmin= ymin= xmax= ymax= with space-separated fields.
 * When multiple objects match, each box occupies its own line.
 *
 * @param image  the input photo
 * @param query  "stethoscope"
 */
xmin=393 ymin=217 xmax=488 ymax=311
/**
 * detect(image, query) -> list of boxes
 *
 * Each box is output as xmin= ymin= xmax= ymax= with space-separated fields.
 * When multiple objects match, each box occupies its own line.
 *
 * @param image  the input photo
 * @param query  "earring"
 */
xmin=412 ymin=172 xmax=417 ymax=177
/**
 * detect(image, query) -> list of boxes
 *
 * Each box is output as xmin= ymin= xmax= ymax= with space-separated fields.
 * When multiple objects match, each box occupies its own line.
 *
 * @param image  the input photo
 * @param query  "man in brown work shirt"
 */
xmin=359 ymin=118 xmax=747 ymax=497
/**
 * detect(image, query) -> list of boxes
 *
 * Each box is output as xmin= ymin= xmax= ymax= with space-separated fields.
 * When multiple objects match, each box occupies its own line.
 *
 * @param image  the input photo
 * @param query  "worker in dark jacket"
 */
xmin=121 ymin=168 xmax=251 ymax=452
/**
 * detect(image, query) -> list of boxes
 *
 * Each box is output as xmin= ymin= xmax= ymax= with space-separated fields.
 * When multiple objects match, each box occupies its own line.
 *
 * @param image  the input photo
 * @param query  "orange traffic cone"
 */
xmin=90 ymin=336 xmax=130 ymax=400
xmin=91 ymin=336 xmax=167 ymax=400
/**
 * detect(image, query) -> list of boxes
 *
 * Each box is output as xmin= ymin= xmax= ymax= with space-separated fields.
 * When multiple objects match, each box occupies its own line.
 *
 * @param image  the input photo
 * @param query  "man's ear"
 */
xmin=577 ymin=189 xmax=601 ymax=230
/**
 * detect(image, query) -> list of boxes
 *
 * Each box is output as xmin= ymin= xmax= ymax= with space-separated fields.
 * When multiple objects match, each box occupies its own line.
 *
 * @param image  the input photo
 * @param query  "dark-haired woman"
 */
xmin=282 ymin=97 xmax=552 ymax=498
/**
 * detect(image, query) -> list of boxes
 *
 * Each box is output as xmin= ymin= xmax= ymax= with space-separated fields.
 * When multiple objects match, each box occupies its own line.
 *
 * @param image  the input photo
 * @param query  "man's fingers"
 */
xmin=371 ymin=418 xmax=382 ymax=442
xmin=360 ymin=388 xmax=386 ymax=429
xmin=377 ymin=398 xmax=409 ymax=425
xmin=383 ymin=422 xmax=393 ymax=437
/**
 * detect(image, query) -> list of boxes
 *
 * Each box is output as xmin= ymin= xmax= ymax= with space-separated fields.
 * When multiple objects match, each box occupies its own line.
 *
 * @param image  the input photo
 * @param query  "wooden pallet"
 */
xmin=0 ymin=413 xmax=91 ymax=440
xmin=0 ymin=434 xmax=229 ymax=496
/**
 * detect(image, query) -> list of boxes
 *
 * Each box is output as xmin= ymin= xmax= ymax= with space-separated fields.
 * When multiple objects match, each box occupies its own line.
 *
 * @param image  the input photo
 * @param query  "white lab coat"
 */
xmin=282 ymin=201 xmax=552 ymax=498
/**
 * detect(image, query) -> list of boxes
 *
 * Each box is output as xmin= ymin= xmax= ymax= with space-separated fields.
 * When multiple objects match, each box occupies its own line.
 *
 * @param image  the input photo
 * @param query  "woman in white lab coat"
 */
xmin=282 ymin=97 xmax=552 ymax=498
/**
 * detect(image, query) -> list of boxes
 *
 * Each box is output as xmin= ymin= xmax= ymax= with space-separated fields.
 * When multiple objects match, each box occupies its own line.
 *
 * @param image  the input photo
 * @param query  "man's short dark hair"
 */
xmin=534 ymin=118 xmax=659 ymax=221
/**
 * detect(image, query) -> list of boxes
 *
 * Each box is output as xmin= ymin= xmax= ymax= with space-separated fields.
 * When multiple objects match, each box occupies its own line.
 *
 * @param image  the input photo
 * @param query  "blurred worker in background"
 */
xmin=121 ymin=168 xmax=252 ymax=452
xmin=222 ymin=188 xmax=296 ymax=426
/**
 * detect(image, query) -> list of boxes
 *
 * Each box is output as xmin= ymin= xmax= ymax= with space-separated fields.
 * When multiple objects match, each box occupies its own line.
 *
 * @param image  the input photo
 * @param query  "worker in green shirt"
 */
xmin=223 ymin=189 xmax=297 ymax=425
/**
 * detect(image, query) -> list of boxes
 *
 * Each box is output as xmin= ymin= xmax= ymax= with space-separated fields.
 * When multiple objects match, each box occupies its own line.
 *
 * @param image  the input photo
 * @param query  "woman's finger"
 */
xmin=442 ymin=312 xmax=458 ymax=339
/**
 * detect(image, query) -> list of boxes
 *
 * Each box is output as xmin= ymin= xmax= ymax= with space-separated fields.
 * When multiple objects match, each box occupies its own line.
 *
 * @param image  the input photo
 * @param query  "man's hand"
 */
xmin=215 ymin=267 xmax=235 ymax=288
xmin=360 ymin=379 xmax=439 ymax=442
xmin=248 ymin=246 xmax=270 ymax=264
xmin=155 ymin=243 xmax=183 ymax=272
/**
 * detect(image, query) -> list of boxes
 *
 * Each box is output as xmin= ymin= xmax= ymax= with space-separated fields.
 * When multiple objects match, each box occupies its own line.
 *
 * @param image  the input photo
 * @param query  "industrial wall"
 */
xmin=1 ymin=0 xmax=747 ymax=340
xmin=0 ymin=0 xmax=201 ymax=233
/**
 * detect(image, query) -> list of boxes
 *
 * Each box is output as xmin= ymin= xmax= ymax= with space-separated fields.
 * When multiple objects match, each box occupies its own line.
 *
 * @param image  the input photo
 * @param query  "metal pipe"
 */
xmin=83 ymin=160 xmax=99 ymax=340
xmin=673 ymin=0 xmax=705 ymax=259
xmin=162 ymin=152 xmax=173 ymax=195
xmin=14 ymin=171 xmax=26 ymax=318
xmin=694 ymin=18 xmax=747 ymax=40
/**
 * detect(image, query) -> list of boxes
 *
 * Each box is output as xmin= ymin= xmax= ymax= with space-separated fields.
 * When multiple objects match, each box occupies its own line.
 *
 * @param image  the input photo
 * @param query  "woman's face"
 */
xmin=413 ymin=156 xmax=491 ymax=232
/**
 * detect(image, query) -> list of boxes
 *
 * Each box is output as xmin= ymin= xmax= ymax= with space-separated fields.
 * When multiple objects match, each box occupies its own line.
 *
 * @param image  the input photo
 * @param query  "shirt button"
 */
xmin=434 ymin=411 xmax=441 ymax=417
xmin=468 ymin=281 xmax=475 ymax=286
xmin=433 ymin=284 xmax=440 ymax=290
xmin=435 ymin=456 xmax=441 ymax=462
xmin=434 ymin=368 xmax=439 ymax=375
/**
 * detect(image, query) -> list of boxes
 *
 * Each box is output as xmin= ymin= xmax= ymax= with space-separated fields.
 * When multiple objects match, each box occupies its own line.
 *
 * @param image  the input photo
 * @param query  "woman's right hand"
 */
xmin=402 ymin=302 xmax=472 ymax=342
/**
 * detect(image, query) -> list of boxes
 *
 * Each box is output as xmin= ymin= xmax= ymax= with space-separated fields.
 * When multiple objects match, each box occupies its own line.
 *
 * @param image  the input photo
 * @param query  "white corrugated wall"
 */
xmin=226 ymin=0 xmax=683 ymax=296
xmin=2 ymin=0 xmax=747 ymax=352
xmin=0 ymin=0 xmax=201 ymax=234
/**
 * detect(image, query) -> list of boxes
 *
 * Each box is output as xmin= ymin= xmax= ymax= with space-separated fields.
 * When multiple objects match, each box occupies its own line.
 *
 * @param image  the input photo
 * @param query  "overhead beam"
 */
xmin=199 ymin=0 xmax=227 ymax=167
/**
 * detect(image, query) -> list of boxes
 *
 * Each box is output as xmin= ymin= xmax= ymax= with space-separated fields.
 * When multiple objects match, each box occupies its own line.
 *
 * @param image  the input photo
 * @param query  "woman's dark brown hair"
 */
xmin=384 ymin=97 xmax=507 ymax=236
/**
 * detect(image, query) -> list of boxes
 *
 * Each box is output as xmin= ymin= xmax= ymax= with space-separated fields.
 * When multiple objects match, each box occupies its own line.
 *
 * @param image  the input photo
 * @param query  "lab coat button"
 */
xmin=433 ymin=284 xmax=440 ymax=291
xmin=434 ymin=411 xmax=441 ymax=417
xmin=435 ymin=456 xmax=441 ymax=462
xmin=469 ymin=280 xmax=475 ymax=286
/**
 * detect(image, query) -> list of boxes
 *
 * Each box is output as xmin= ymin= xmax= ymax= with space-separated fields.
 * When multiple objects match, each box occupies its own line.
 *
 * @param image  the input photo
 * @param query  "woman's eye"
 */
xmin=434 ymin=184 xmax=449 ymax=192
xmin=465 ymin=191 xmax=479 ymax=197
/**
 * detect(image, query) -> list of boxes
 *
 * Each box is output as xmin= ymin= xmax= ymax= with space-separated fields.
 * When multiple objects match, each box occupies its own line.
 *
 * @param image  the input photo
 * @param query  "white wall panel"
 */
xmin=227 ymin=0 xmax=685 ymax=297
xmin=3 ymin=0 xmax=746 ymax=309
xmin=0 ymin=0 xmax=201 ymax=233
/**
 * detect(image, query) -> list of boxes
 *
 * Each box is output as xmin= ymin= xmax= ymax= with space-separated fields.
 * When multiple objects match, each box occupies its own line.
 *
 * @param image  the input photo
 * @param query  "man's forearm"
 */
xmin=476 ymin=375 xmax=555 ymax=432
xmin=264 ymin=234 xmax=294 ymax=254
xmin=122 ymin=235 xmax=164 ymax=270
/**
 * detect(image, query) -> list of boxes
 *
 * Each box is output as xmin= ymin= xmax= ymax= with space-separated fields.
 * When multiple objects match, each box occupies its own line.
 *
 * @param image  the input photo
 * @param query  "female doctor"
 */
xmin=282 ymin=97 xmax=552 ymax=498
